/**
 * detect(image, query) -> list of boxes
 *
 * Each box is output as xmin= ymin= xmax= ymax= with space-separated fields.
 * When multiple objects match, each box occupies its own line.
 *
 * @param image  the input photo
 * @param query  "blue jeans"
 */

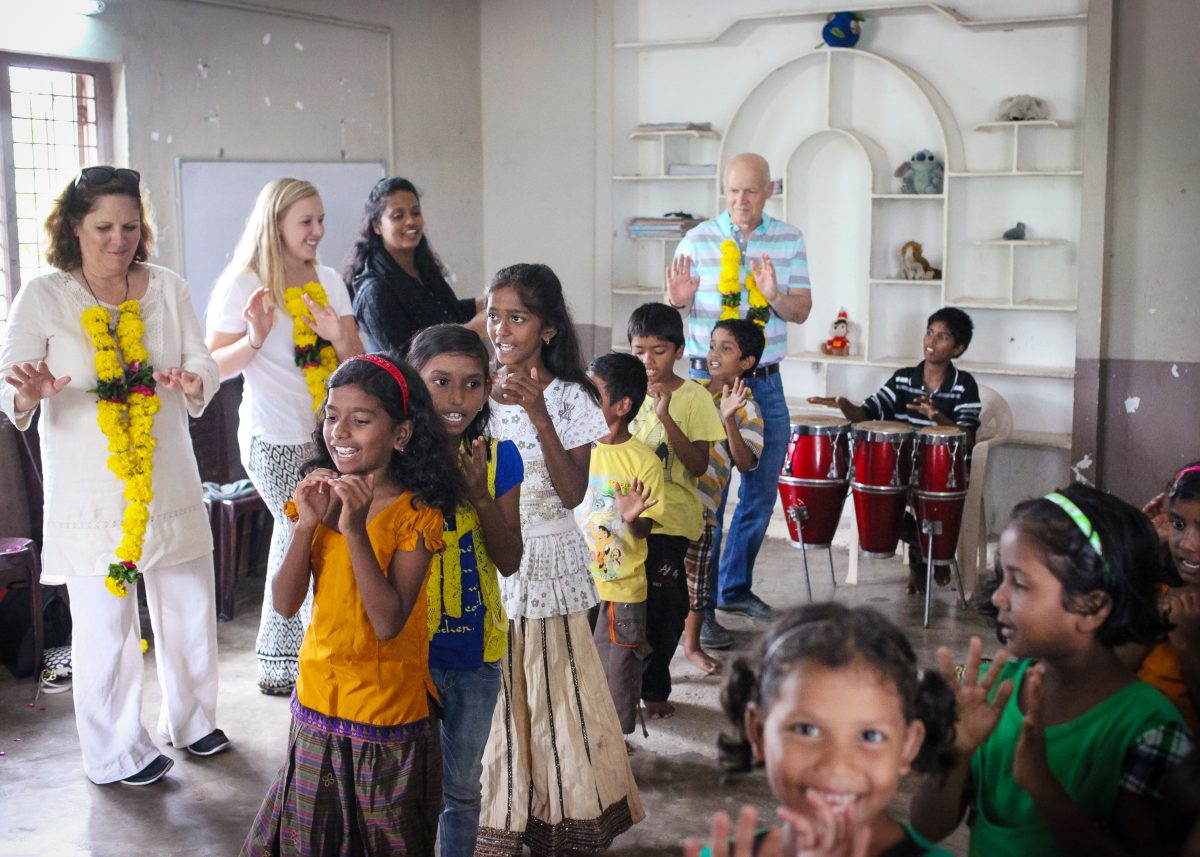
xmin=708 ymin=372 xmax=790 ymax=605
xmin=430 ymin=662 xmax=502 ymax=857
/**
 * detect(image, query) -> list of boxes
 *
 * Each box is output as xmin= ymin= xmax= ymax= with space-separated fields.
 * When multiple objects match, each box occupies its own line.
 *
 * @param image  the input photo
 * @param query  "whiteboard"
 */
xmin=176 ymin=159 xmax=386 ymax=319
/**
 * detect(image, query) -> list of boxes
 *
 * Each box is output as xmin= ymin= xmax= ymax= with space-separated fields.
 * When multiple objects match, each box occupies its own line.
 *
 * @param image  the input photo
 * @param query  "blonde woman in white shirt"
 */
xmin=205 ymin=178 xmax=362 ymax=695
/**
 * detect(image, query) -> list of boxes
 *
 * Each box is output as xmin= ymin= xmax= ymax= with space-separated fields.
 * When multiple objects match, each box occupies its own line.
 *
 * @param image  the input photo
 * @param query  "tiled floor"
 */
xmin=0 ymin=538 xmax=992 ymax=856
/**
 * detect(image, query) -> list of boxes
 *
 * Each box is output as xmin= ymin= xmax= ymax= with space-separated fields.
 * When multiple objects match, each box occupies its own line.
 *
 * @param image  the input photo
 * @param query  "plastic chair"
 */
xmin=0 ymin=415 xmax=45 ymax=695
xmin=956 ymin=385 xmax=1012 ymax=600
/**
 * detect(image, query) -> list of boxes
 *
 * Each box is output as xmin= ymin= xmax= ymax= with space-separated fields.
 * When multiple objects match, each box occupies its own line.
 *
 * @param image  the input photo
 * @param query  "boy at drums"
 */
xmin=808 ymin=307 xmax=981 ymax=592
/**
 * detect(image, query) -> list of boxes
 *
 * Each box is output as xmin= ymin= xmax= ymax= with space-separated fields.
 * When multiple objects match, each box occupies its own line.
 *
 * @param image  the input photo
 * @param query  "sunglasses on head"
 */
xmin=75 ymin=166 xmax=140 ymax=191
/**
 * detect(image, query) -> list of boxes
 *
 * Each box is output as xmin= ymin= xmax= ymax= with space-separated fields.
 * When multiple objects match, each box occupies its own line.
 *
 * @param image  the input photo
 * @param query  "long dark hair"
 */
xmin=719 ymin=603 xmax=957 ymax=778
xmin=343 ymin=177 xmax=449 ymax=294
xmin=303 ymin=354 xmax=465 ymax=516
xmin=486 ymin=263 xmax=598 ymax=401
xmin=1005 ymin=483 xmax=1168 ymax=647
xmin=406 ymin=324 xmax=492 ymax=448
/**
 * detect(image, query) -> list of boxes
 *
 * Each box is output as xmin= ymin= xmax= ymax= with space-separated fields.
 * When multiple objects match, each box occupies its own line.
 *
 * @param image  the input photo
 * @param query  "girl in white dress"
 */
xmin=476 ymin=263 xmax=643 ymax=856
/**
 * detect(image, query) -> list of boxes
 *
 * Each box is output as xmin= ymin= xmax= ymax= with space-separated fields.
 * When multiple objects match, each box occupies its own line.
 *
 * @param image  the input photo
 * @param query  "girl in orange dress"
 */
xmin=243 ymin=354 xmax=465 ymax=856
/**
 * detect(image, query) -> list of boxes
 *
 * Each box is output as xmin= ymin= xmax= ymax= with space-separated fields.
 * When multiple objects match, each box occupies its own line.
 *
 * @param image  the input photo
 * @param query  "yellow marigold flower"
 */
xmin=105 ymin=576 xmax=129 ymax=597
xmin=118 ymin=300 xmax=141 ymax=317
xmin=94 ymin=350 xmax=124 ymax=380
xmin=319 ymin=346 xmax=337 ymax=371
xmin=126 ymin=502 xmax=150 ymax=527
xmin=140 ymin=638 xmax=149 ymax=653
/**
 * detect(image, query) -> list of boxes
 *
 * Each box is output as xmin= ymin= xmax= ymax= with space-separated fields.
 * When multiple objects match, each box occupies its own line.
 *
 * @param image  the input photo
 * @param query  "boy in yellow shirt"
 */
xmin=627 ymin=303 xmax=726 ymax=719
xmin=576 ymin=353 xmax=665 ymax=734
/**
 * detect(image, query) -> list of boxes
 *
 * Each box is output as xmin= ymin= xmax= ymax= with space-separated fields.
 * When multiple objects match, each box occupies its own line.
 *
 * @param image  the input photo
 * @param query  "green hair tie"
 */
xmin=1043 ymin=492 xmax=1104 ymax=557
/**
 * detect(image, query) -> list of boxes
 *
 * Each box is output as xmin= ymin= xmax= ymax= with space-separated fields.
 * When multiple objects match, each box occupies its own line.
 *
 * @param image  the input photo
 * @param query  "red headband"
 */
xmin=350 ymin=354 xmax=409 ymax=413
xmin=1175 ymin=466 xmax=1200 ymax=481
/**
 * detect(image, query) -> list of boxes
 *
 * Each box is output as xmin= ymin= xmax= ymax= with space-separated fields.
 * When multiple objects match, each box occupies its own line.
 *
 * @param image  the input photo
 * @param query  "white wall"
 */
xmin=1 ymin=0 xmax=483 ymax=295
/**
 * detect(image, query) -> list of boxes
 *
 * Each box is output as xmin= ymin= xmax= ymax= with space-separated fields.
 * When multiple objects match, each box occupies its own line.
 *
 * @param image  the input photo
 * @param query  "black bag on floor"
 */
xmin=0 ymin=585 xmax=71 ymax=678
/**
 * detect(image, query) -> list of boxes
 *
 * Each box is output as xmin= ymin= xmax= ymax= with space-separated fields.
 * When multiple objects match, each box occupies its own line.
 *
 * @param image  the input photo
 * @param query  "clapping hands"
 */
xmin=720 ymin=377 xmax=750 ymax=421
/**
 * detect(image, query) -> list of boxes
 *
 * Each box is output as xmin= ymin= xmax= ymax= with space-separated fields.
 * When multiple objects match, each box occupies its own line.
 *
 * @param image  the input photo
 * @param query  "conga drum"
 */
xmin=850 ymin=421 xmax=914 ymax=557
xmin=777 ymin=416 xmax=850 ymax=550
xmin=912 ymin=425 xmax=968 ymax=565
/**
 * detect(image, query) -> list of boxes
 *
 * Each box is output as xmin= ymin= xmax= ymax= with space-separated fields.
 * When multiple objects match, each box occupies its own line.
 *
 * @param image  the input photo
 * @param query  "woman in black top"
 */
xmin=345 ymin=177 xmax=482 ymax=352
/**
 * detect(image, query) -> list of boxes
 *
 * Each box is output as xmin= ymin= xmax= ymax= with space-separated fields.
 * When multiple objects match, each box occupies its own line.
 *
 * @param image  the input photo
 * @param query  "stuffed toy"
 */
xmin=818 ymin=11 xmax=865 ymax=48
xmin=895 ymin=150 xmax=943 ymax=194
xmin=900 ymin=241 xmax=941 ymax=280
xmin=821 ymin=309 xmax=851 ymax=356
xmin=1003 ymin=222 xmax=1027 ymax=240
xmin=997 ymin=95 xmax=1049 ymax=121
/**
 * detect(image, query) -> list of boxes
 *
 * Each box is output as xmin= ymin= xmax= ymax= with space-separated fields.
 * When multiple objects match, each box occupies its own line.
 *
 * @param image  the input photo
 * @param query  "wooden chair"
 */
xmin=0 ymin=414 xmax=45 ymax=694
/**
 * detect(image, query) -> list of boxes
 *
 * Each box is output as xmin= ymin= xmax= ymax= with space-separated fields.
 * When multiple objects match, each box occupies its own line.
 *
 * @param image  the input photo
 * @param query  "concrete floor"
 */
xmin=0 ymin=536 xmax=991 ymax=856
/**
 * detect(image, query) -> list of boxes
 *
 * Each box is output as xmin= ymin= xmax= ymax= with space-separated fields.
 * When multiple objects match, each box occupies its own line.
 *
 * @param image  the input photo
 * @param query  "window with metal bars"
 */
xmin=0 ymin=53 xmax=112 ymax=319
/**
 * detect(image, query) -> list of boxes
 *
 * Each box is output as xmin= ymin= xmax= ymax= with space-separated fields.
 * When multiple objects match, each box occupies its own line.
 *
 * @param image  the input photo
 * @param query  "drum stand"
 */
xmin=921 ymin=520 xmax=968 ymax=629
xmin=787 ymin=505 xmax=838 ymax=602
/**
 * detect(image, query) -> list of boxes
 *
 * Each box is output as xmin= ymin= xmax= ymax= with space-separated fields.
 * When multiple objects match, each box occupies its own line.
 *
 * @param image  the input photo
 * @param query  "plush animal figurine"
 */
xmin=997 ymin=95 xmax=1049 ymax=121
xmin=1003 ymin=222 xmax=1027 ymax=240
xmin=895 ymin=150 xmax=944 ymax=194
xmin=900 ymin=241 xmax=941 ymax=280
xmin=819 ymin=11 xmax=866 ymax=48
xmin=821 ymin=309 xmax=851 ymax=356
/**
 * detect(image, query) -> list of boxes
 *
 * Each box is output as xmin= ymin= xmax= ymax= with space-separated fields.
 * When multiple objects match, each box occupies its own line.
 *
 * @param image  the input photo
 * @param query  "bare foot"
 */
xmin=684 ymin=647 xmax=723 ymax=675
xmin=934 ymin=565 xmax=952 ymax=587
xmin=644 ymin=700 xmax=676 ymax=720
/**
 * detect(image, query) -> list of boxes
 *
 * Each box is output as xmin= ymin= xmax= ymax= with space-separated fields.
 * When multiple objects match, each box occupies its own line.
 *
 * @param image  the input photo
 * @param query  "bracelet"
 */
xmin=247 ymin=334 xmax=264 ymax=350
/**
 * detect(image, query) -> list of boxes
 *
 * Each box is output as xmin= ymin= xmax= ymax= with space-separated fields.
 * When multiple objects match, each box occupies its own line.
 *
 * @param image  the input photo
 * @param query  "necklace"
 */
xmin=79 ymin=269 xmax=131 ymax=323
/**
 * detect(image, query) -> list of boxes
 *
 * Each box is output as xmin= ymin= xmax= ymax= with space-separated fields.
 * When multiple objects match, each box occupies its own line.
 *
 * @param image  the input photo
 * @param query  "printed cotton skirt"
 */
xmin=476 ymin=611 xmax=644 ymax=855
xmin=242 ymin=698 xmax=441 ymax=857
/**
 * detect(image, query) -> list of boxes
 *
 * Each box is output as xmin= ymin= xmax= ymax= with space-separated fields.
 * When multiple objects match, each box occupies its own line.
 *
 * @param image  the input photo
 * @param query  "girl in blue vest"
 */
xmin=408 ymin=324 xmax=524 ymax=857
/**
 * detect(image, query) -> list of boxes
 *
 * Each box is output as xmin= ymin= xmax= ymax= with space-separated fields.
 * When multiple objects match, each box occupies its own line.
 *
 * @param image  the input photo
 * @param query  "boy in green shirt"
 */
xmin=628 ymin=303 xmax=726 ymax=719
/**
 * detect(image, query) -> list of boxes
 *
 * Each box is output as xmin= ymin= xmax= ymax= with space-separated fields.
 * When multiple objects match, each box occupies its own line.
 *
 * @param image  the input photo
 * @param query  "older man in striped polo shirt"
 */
xmin=665 ymin=153 xmax=813 ymax=638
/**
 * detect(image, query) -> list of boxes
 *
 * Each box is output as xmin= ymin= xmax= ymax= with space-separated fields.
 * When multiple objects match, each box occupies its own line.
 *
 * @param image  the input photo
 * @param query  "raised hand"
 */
xmin=330 ymin=473 xmax=374 ymax=535
xmin=496 ymin=367 xmax=550 ymax=423
xmin=152 ymin=366 xmax=204 ymax=399
xmin=1165 ymin=590 xmax=1200 ymax=649
xmin=292 ymin=469 xmax=336 ymax=527
xmin=780 ymin=798 xmax=872 ymax=857
xmin=1142 ymin=492 xmax=1170 ymax=542
xmin=665 ymin=255 xmax=700 ymax=308
xmin=1012 ymin=663 xmax=1055 ymax=799
xmin=906 ymin=394 xmax=938 ymax=420
xmin=613 ymin=477 xmax=659 ymax=524
xmin=242 ymin=286 xmax=276 ymax=347
xmin=460 ymin=436 xmax=490 ymax=505
xmin=721 ymin=377 xmax=750 ymax=421
xmin=750 ymin=254 xmax=780 ymax=301
xmin=5 ymin=361 xmax=71 ymax=411
xmin=938 ymin=636 xmax=1013 ymax=754
xmin=302 ymin=293 xmax=342 ymax=342
xmin=650 ymin=386 xmax=673 ymax=422
xmin=807 ymin=395 xmax=847 ymax=409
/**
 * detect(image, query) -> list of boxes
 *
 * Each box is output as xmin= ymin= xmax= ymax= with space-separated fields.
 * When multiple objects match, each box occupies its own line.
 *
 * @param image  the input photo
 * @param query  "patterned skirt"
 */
xmin=242 ymin=698 xmax=441 ymax=857
xmin=476 ymin=612 xmax=644 ymax=856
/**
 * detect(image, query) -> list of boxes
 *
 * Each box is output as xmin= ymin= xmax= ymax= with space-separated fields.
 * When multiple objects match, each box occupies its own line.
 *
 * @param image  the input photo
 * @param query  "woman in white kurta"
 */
xmin=0 ymin=167 xmax=225 ymax=786
xmin=205 ymin=178 xmax=363 ymax=694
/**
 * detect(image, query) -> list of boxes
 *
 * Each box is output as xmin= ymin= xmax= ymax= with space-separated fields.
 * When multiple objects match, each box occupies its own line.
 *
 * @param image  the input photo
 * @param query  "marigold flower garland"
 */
xmin=81 ymin=301 xmax=160 ymax=598
xmin=284 ymin=281 xmax=339 ymax=413
xmin=717 ymin=239 xmax=770 ymax=328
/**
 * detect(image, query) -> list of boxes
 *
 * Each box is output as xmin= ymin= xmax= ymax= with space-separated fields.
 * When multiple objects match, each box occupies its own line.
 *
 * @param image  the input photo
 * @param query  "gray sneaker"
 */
xmin=700 ymin=615 xmax=734 ymax=650
xmin=717 ymin=592 xmax=776 ymax=620
xmin=120 ymin=754 xmax=174 ymax=786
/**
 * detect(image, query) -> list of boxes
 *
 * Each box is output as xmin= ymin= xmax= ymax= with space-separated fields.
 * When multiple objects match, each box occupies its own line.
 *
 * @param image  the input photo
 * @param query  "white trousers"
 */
xmin=65 ymin=555 xmax=220 ymax=784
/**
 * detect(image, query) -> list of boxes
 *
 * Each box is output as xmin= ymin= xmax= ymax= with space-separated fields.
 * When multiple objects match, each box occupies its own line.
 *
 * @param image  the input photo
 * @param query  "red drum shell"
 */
xmin=913 ymin=492 xmax=967 ymax=564
xmin=914 ymin=426 xmax=967 ymax=494
xmin=783 ymin=416 xmax=851 ymax=482
xmin=778 ymin=476 xmax=849 ymax=549
xmin=851 ymin=421 xmax=914 ymax=489
xmin=849 ymin=421 xmax=914 ymax=558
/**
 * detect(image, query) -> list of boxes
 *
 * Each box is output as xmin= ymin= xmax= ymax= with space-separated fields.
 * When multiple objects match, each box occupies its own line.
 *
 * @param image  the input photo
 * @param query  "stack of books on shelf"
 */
xmin=666 ymin=163 xmax=717 ymax=176
xmin=636 ymin=121 xmax=713 ymax=133
xmin=628 ymin=215 xmax=702 ymax=239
